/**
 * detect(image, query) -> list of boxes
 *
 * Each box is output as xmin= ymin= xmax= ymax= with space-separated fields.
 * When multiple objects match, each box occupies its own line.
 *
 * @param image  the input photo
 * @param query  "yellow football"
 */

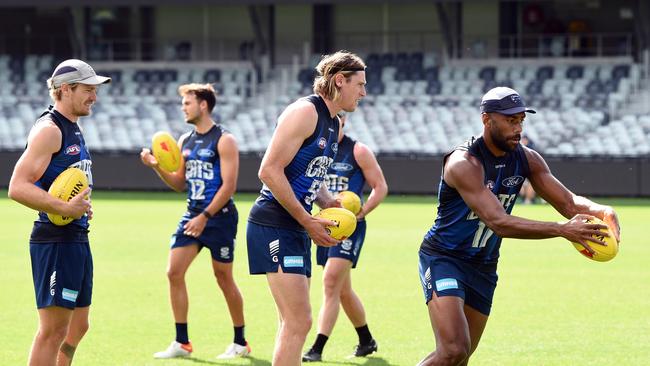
xmin=572 ymin=217 xmax=619 ymax=262
xmin=337 ymin=190 xmax=362 ymax=215
xmin=47 ymin=167 xmax=89 ymax=226
xmin=151 ymin=131 xmax=181 ymax=172
xmin=314 ymin=207 xmax=357 ymax=240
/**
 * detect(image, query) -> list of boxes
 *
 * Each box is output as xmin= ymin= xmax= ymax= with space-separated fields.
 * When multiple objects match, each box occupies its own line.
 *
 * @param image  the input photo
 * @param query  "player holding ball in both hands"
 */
xmin=247 ymin=51 xmax=367 ymax=366
xmin=141 ymin=83 xmax=250 ymax=360
xmin=417 ymin=87 xmax=621 ymax=366
xmin=8 ymin=59 xmax=110 ymax=366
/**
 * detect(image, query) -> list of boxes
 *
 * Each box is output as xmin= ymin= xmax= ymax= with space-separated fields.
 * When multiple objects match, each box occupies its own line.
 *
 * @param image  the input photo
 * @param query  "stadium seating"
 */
xmin=0 ymin=54 xmax=648 ymax=157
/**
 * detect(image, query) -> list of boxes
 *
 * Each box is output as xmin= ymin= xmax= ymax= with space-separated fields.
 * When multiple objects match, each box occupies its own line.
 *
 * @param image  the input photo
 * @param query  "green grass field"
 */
xmin=1 ymin=191 xmax=649 ymax=365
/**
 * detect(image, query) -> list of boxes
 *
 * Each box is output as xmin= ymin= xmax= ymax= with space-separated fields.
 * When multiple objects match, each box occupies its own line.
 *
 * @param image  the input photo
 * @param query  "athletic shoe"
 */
xmin=302 ymin=348 xmax=322 ymax=362
xmin=153 ymin=341 xmax=193 ymax=359
xmin=216 ymin=342 xmax=251 ymax=359
xmin=351 ymin=339 xmax=378 ymax=357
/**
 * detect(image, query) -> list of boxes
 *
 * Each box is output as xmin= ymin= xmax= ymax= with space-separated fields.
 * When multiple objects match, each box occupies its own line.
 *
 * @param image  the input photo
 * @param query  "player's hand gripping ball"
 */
xmin=314 ymin=207 xmax=357 ymax=240
xmin=151 ymin=131 xmax=181 ymax=172
xmin=337 ymin=190 xmax=362 ymax=215
xmin=572 ymin=217 xmax=619 ymax=262
xmin=47 ymin=167 xmax=89 ymax=226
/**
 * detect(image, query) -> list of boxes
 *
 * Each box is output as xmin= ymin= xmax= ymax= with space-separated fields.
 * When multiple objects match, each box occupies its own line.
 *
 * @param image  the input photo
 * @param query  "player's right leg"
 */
xmin=30 ymin=307 xmax=73 ymax=366
xmin=247 ymin=222 xmax=313 ymax=365
xmin=267 ymin=269 xmax=312 ymax=366
xmin=418 ymin=251 xmax=477 ymax=366
xmin=154 ymin=244 xmax=200 ymax=359
xmin=29 ymin=242 xmax=90 ymax=366
xmin=57 ymin=306 xmax=89 ymax=366
xmin=418 ymin=293 xmax=471 ymax=366
xmin=211 ymin=260 xmax=250 ymax=359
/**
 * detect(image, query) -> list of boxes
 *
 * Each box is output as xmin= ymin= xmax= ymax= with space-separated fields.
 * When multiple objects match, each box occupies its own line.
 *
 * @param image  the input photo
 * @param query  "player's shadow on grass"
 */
xmin=183 ymin=356 xmax=271 ymax=365
xmin=319 ymin=356 xmax=396 ymax=366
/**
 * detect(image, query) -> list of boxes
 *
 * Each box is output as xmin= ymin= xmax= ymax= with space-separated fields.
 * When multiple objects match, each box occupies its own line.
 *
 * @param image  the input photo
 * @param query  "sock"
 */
xmin=355 ymin=324 xmax=373 ymax=345
xmin=234 ymin=326 xmax=246 ymax=346
xmin=311 ymin=333 xmax=329 ymax=354
xmin=175 ymin=323 xmax=189 ymax=344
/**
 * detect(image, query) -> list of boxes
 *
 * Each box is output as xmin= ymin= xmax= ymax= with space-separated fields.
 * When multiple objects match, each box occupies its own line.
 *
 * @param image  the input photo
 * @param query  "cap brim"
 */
xmin=77 ymin=75 xmax=112 ymax=85
xmin=495 ymin=106 xmax=536 ymax=115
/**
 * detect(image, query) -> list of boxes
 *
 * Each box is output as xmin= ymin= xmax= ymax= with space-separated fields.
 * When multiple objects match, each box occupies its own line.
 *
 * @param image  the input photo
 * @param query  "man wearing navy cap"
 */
xmin=8 ymin=59 xmax=109 ymax=366
xmin=416 ymin=87 xmax=620 ymax=365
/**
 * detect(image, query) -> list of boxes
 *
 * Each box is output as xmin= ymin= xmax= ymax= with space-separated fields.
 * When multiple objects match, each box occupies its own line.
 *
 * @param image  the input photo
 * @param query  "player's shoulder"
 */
xmin=447 ymin=149 xmax=481 ymax=169
xmin=521 ymin=143 xmax=547 ymax=172
xmin=283 ymin=98 xmax=318 ymax=118
xmin=31 ymin=113 xmax=62 ymax=138
xmin=353 ymin=140 xmax=374 ymax=158
xmin=276 ymin=98 xmax=319 ymax=137
xmin=178 ymin=130 xmax=192 ymax=145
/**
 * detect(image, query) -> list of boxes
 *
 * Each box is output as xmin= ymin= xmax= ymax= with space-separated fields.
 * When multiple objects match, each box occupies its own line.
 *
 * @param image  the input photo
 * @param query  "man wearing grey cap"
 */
xmin=8 ymin=59 xmax=110 ymax=366
xmin=416 ymin=87 xmax=620 ymax=366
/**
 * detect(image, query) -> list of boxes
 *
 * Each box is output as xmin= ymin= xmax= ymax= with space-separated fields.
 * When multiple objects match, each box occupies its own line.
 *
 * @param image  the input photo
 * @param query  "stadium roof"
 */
xmin=0 ymin=0 xmax=479 ymax=6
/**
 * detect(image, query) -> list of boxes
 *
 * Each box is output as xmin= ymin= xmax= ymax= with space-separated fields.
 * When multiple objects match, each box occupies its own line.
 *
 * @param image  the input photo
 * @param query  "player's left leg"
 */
xmin=303 ymin=258 xmax=352 ymax=361
xmin=318 ymin=257 xmax=351 ymax=335
xmin=456 ymin=305 xmax=489 ymax=366
xmin=211 ymin=259 xmax=250 ymax=359
xmin=340 ymin=271 xmax=377 ymax=357
xmin=56 ymin=306 xmax=89 ymax=366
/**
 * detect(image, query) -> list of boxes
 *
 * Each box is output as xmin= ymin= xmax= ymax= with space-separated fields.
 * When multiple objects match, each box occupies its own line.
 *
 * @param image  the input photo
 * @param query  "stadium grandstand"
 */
xmin=1 ymin=0 xmax=649 ymax=195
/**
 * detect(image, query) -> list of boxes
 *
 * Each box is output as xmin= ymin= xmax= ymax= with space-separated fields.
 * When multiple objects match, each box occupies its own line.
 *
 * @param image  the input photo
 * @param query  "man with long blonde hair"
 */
xmin=247 ymin=51 xmax=367 ymax=365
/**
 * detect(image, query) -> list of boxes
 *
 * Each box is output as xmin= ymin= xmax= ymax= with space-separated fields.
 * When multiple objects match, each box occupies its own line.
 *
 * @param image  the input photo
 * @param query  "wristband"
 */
xmin=201 ymin=210 xmax=213 ymax=219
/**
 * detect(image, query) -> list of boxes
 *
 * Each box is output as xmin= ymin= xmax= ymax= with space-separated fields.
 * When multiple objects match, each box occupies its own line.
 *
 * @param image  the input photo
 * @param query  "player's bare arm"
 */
xmin=445 ymin=150 xmax=607 ymax=251
xmin=9 ymin=121 xmax=91 ymax=218
xmin=353 ymin=142 xmax=387 ymax=219
xmin=140 ymin=134 xmax=187 ymax=192
xmin=258 ymin=101 xmax=338 ymax=246
xmin=314 ymin=183 xmax=338 ymax=209
xmin=525 ymin=147 xmax=621 ymax=242
xmin=183 ymin=133 xmax=238 ymax=238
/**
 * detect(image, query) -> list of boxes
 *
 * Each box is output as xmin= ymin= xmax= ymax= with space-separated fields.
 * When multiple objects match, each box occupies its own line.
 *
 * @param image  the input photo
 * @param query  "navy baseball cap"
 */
xmin=480 ymin=87 xmax=536 ymax=115
xmin=47 ymin=59 xmax=111 ymax=89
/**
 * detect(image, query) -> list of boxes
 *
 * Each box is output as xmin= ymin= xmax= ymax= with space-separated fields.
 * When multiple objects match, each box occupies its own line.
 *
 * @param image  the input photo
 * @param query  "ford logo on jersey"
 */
xmin=330 ymin=162 xmax=353 ymax=172
xmin=197 ymin=148 xmax=214 ymax=158
xmin=502 ymin=175 xmax=524 ymax=187
xmin=64 ymin=144 xmax=81 ymax=155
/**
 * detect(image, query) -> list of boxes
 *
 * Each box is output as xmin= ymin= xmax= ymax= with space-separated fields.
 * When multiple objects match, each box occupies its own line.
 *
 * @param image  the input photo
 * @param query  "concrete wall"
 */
xmin=463 ymin=1 xmax=500 ymax=58
xmin=334 ymin=3 xmax=441 ymax=54
xmin=275 ymin=4 xmax=312 ymax=64
xmin=2 ymin=152 xmax=648 ymax=197
xmin=155 ymin=5 xmax=254 ymax=60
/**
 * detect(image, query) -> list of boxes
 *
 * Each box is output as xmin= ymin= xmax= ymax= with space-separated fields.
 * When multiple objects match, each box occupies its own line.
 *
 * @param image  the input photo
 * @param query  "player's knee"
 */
xmin=212 ymin=265 xmax=232 ymax=281
xmin=322 ymin=273 xmax=343 ymax=296
xmin=439 ymin=340 xmax=470 ymax=365
xmin=38 ymin=323 xmax=68 ymax=345
xmin=166 ymin=267 xmax=185 ymax=284
xmin=73 ymin=319 xmax=90 ymax=338
xmin=284 ymin=311 xmax=312 ymax=336
xmin=340 ymin=285 xmax=354 ymax=302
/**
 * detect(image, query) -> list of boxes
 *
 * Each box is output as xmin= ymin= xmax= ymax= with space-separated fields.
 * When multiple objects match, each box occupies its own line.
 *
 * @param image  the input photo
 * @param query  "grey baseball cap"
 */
xmin=47 ymin=59 xmax=111 ymax=89
xmin=480 ymin=87 xmax=536 ymax=115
